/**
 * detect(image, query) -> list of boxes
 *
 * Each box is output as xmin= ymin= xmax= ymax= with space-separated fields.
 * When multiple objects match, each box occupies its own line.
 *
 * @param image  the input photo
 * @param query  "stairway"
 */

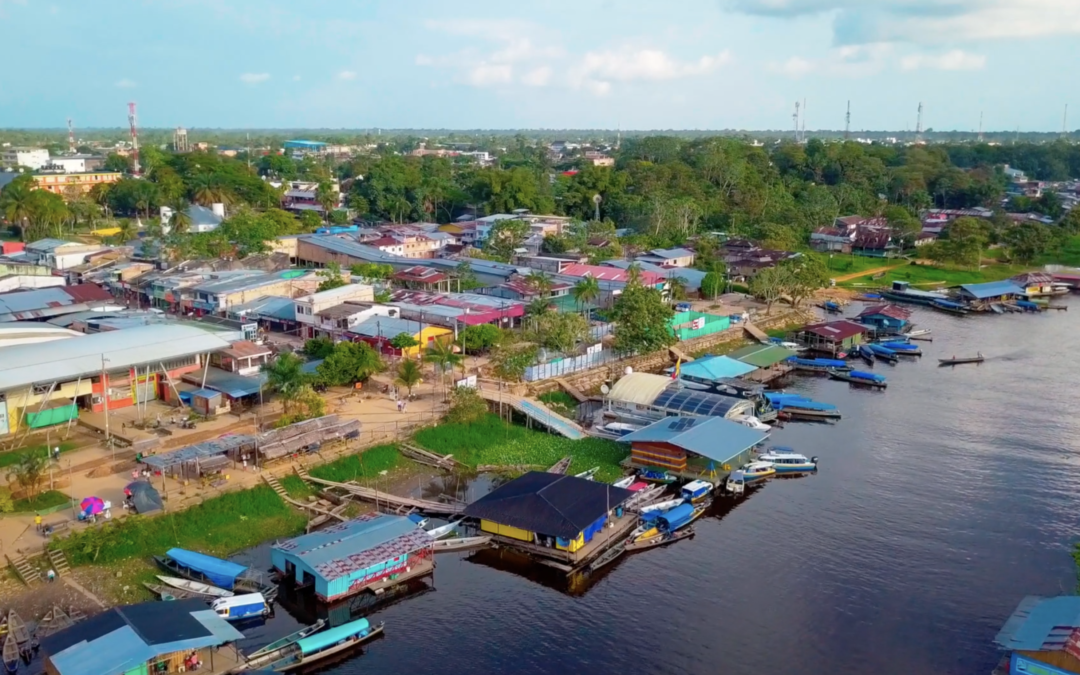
xmin=262 ymin=473 xmax=288 ymax=500
xmin=47 ymin=548 xmax=70 ymax=577
xmin=295 ymin=465 xmax=311 ymax=482
xmin=6 ymin=553 xmax=41 ymax=586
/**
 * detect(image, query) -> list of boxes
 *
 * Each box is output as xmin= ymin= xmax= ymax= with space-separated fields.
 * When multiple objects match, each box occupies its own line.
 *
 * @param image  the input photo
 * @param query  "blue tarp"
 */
xmin=658 ymin=503 xmax=695 ymax=531
xmin=789 ymin=357 xmax=847 ymax=367
xmin=868 ymin=344 xmax=896 ymax=355
xmin=298 ymin=618 xmax=371 ymax=655
xmin=882 ymin=342 xmax=917 ymax=351
xmin=849 ymin=370 xmax=885 ymax=382
xmin=167 ymin=548 xmax=247 ymax=589
xmin=764 ymin=393 xmax=838 ymax=411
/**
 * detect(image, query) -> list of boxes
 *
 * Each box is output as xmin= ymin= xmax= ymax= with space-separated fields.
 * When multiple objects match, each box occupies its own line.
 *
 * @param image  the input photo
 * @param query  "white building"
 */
xmin=293 ymin=283 xmax=376 ymax=338
xmin=160 ymin=204 xmax=226 ymax=234
xmin=309 ymin=301 xmax=398 ymax=339
xmin=41 ymin=155 xmax=101 ymax=174
xmin=2 ymin=148 xmax=50 ymax=170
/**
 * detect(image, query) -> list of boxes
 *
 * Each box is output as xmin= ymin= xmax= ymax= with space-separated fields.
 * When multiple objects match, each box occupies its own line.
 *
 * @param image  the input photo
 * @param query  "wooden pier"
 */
xmin=399 ymin=443 xmax=461 ymax=471
xmin=489 ymin=513 xmax=640 ymax=574
xmin=741 ymin=363 xmax=794 ymax=384
xmin=302 ymin=474 xmax=465 ymax=516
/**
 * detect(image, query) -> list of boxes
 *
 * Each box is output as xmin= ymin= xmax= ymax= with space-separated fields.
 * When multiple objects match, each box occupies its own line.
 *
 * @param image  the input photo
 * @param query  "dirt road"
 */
xmin=831 ymin=263 xmax=906 ymax=283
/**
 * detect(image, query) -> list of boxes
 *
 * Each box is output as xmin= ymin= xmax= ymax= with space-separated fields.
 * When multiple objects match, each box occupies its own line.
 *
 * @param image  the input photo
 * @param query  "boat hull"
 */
xmin=771 ymin=465 xmax=817 ymax=474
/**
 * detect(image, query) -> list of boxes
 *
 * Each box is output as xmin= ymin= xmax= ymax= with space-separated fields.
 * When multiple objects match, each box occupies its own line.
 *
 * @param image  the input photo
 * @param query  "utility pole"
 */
xmin=128 ymin=102 xmax=141 ymax=176
xmin=67 ymin=118 xmax=76 ymax=154
xmin=978 ymin=111 xmax=984 ymax=143
xmin=844 ymin=101 xmax=851 ymax=140
xmin=100 ymin=355 xmax=112 ymax=458
xmin=915 ymin=102 xmax=924 ymax=143
xmin=793 ymin=101 xmax=800 ymax=142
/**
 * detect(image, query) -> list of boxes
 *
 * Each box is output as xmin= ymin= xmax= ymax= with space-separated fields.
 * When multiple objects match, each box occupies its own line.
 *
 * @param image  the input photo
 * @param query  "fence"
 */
xmin=524 ymin=346 xmax=616 ymax=382
xmin=669 ymin=311 xmax=732 ymax=341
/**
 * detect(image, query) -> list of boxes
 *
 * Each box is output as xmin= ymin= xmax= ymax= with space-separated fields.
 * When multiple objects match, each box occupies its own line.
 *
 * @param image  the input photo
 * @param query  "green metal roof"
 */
xmin=728 ymin=343 xmax=796 ymax=368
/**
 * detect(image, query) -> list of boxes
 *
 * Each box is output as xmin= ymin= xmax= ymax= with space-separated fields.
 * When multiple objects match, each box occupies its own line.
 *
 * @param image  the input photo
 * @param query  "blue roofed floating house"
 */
xmin=618 ymin=415 xmax=768 ymax=484
xmin=463 ymin=471 xmax=637 ymax=571
xmin=993 ymin=595 xmax=1080 ymax=674
xmin=667 ymin=355 xmax=758 ymax=386
xmin=955 ymin=280 xmax=1025 ymax=306
xmin=271 ymin=512 xmax=435 ymax=604
xmin=854 ymin=304 xmax=913 ymax=333
xmin=41 ymin=598 xmax=244 ymax=675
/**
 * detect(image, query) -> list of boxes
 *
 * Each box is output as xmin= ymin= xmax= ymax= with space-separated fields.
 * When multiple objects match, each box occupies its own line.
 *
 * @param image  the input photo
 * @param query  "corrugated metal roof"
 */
xmin=675 ymin=355 xmax=757 ymax=381
xmin=348 ymin=315 xmax=431 ymax=339
xmin=620 ymin=416 xmax=766 ymax=463
xmin=227 ymin=295 xmax=297 ymax=321
xmin=958 ymin=280 xmax=1025 ymax=299
xmin=0 ymin=324 xmax=236 ymax=392
xmin=995 ymin=596 xmax=1080 ymax=651
xmin=273 ymin=513 xmax=429 ymax=580
xmin=606 ymin=372 xmax=675 ymax=406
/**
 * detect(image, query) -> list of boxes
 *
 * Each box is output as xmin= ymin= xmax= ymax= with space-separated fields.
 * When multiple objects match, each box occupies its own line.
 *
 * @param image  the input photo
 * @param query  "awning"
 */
xmin=166 ymin=548 xmax=247 ymax=589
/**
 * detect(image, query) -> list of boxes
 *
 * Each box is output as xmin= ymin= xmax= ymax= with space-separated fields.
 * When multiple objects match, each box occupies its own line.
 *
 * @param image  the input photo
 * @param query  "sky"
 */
xmin=0 ymin=0 xmax=1076 ymax=131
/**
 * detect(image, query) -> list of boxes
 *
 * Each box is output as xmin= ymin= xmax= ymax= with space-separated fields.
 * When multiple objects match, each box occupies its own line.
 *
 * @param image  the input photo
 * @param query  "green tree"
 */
xmin=5 ymin=452 xmax=53 ymax=500
xmin=394 ymin=358 xmax=424 ymax=397
xmin=0 ymin=486 xmax=13 ymax=513
xmin=485 ymin=218 xmax=530 ymax=262
xmin=350 ymin=263 xmax=395 ymax=280
xmin=780 ymin=254 xmax=830 ymax=308
xmin=610 ymin=275 xmax=676 ymax=354
xmin=571 ymin=276 xmax=601 ymax=315
xmin=316 ymin=341 xmax=385 ymax=386
xmin=389 ymin=332 xmax=420 ymax=353
xmin=303 ymin=337 xmax=336 ymax=359
xmin=445 ymin=385 xmax=488 ymax=424
xmin=317 ymin=262 xmax=348 ymax=292
xmin=261 ymin=352 xmax=308 ymax=415
xmin=0 ymin=175 xmax=37 ymax=237
xmin=701 ymin=262 xmax=727 ymax=301
xmin=103 ymin=153 xmax=131 ymax=172
xmin=454 ymin=261 xmax=483 ymax=290
xmin=456 ymin=324 xmax=503 ymax=353
xmin=534 ymin=312 xmax=590 ymax=353
xmin=749 ymin=266 xmax=788 ymax=313
xmin=1003 ymin=222 xmax=1055 ymax=264
xmin=490 ymin=343 xmax=539 ymax=382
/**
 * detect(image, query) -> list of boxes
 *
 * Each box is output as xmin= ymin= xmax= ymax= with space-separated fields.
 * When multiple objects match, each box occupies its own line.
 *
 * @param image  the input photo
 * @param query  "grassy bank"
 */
xmin=308 ymin=444 xmax=405 ymax=483
xmin=49 ymin=485 xmax=307 ymax=566
xmin=0 ymin=441 xmax=78 ymax=469
xmin=13 ymin=490 xmax=69 ymax=513
xmin=842 ymin=261 xmax=1027 ymax=288
xmin=538 ymin=391 xmax=578 ymax=418
xmin=825 ymin=255 xmax=894 ymax=276
xmin=414 ymin=414 xmax=627 ymax=482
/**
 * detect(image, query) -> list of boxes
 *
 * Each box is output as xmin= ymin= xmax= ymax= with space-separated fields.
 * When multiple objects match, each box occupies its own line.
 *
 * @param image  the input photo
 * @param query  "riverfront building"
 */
xmin=794 ymin=320 xmax=868 ymax=355
xmin=618 ymin=416 xmax=767 ymax=483
xmin=994 ymin=595 xmax=1080 ymax=675
xmin=271 ymin=513 xmax=435 ymax=604
xmin=463 ymin=471 xmax=636 ymax=571
xmin=41 ymin=598 xmax=244 ymax=675
xmin=855 ymin=304 xmax=912 ymax=333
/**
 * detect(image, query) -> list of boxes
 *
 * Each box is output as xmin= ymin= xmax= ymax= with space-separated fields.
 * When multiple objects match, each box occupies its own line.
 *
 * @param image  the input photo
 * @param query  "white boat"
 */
xmin=725 ymin=470 xmax=746 ymax=495
xmin=157 ymin=575 xmax=233 ymax=598
xmin=639 ymin=498 xmax=683 ymax=514
xmin=574 ymin=466 xmax=600 ymax=480
xmin=601 ymin=422 xmax=641 ymax=437
xmin=757 ymin=448 xmax=818 ymax=474
xmin=426 ymin=520 xmax=461 ymax=539
xmin=432 ymin=536 xmax=491 ymax=552
xmin=734 ymin=415 xmax=771 ymax=432
xmin=680 ymin=479 xmax=714 ymax=504
xmin=741 ymin=461 xmax=777 ymax=482
xmin=906 ymin=329 xmax=931 ymax=337
xmin=612 ymin=476 xmax=636 ymax=489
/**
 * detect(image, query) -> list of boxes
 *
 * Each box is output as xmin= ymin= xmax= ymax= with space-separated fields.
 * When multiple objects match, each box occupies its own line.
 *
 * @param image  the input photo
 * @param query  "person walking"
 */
xmin=34 ymin=513 xmax=42 ymax=533
xmin=47 ymin=568 xmax=56 ymax=583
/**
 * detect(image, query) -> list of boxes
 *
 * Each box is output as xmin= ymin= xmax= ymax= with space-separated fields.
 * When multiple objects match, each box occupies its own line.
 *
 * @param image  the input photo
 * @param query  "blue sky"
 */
xmin=0 ymin=0 xmax=1075 ymax=131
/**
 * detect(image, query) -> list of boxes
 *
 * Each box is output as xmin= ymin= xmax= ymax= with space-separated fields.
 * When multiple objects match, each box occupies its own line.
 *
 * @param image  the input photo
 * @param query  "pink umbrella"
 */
xmin=80 ymin=496 xmax=105 ymax=516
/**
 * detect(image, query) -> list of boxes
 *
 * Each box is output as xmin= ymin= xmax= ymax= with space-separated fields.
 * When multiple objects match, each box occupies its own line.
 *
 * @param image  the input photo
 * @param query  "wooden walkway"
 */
xmin=477 ymin=388 xmax=586 ymax=439
xmin=555 ymin=378 xmax=589 ymax=403
xmin=399 ymin=443 xmax=460 ymax=471
xmin=742 ymin=322 xmax=770 ymax=344
xmin=302 ymin=475 xmax=465 ymax=516
xmin=262 ymin=471 xmax=350 ymax=525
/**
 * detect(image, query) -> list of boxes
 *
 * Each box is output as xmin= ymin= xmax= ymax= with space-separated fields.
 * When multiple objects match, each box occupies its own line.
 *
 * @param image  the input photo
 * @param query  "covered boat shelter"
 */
xmin=141 ymin=434 xmax=256 ymax=479
xmin=271 ymin=512 xmax=435 ymax=603
xmin=603 ymin=372 xmax=756 ymax=423
xmin=955 ymin=280 xmax=1025 ymax=306
xmin=463 ymin=472 xmax=636 ymax=571
xmin=618 ymin=415 xmax=768 ymax=484
xmin=668 ymin=355 xmax=757 ymax=386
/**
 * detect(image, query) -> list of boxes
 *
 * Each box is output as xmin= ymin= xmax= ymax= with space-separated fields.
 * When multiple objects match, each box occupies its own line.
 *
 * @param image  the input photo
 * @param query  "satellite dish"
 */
xmin=600 ymin=384 xmax=610 ymax=395
xmin=592 ymin=194 xmax=602 ymax=204
xmin=624 ymin=366 xmax=633 ymax=376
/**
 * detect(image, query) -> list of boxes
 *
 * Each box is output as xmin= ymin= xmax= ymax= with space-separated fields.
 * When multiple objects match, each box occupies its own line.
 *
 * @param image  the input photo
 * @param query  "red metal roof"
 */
xmin=63 ymin=283 xmax=114 ymax=303
xmin=393 ymin=265 xmax=448 ymax=283
xmin=560 ymin=263 xmax=665 ymax=285
xmin=800 ymin=320 xmax=868 ymax=340
xmin=369 ymin=237 xmax=401 ymax=247
xmin=856 ymin=304 xmax=912 ymax=321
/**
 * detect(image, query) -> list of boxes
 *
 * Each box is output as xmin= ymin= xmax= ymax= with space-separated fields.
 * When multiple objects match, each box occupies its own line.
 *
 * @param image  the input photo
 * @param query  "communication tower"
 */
xmin=67 ymin=118 xmax=75 ymax=154
xmin=128 ymin=102 xmax=141 ymax=176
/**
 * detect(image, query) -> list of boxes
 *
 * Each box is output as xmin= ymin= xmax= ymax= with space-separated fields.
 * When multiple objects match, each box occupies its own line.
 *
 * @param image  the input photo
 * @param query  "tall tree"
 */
xmin=571 ymin=276 xmax=601 ymax=315
xmin=394 ymin=358 xmax=424 ymax=397
xmin=261 ymin=352 xmax=307 ymax=415
xmin=610 ymin=275 xmax=676 ymax=354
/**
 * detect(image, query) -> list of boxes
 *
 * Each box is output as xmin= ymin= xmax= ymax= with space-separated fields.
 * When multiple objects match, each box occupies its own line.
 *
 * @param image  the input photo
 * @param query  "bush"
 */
xmin=445 ymin=386 xmax=489 ymax=425
xmin=309 ymin=445 xmax=403 ymax=483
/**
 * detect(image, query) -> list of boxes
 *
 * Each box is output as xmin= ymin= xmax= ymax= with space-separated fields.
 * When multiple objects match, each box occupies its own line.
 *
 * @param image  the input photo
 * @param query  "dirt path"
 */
xmin=831 ymin=263 xmax=906 ymax=283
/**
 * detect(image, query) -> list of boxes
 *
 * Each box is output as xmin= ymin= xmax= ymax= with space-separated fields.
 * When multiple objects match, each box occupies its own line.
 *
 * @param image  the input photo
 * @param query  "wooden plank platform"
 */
xmin=399 ymin=443 xmax=460 ymax=471
xmin=555 ymin=378 xmax=589 ymax=403
xmin=743 ymin=322 xmax=771 ymax=344
xmin=303 ymin=475 xmax=464 ymax=516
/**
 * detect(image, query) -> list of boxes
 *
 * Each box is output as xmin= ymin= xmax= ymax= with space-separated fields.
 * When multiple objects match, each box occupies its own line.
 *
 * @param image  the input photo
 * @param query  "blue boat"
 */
xmin=828 ymin=368 xmax=887 ymax=388
xmin=867 ymin=343 xmax=899 ymax=363
xmin=266 ymin=617 xmax=385 ymax=672
xmin=1016 ymin=299 xmax=1042 ymax=312
xmin=857 ymin=344 xmax=875 ymax=364
xmin=880 ymin=341 xmax=921 ymax=356
xmin=764 ymin=393 xmax=842 ymax=420
xmin=930 ymin=298 xmax=970 ymax=315
xmin=787 ymin=357 xmax=852 ymax=373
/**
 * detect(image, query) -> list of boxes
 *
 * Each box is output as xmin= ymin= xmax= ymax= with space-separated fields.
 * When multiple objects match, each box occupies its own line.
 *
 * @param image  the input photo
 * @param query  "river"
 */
xmin=234 ymin=301 xmax=1080 ymax=675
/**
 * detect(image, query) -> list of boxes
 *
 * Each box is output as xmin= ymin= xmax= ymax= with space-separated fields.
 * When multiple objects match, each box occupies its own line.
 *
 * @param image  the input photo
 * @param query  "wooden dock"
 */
xmin=741 ymin=363 xmax=794 ymax=383
xmin=399 ymin=443 xmax=460 ymax=471
xmin=262 ymin=471 xmax=350 ymax=528
xmin=488 ymin=513 xmax=640 ymax=574
xmin=743 ymin=322 xmax=771 ymax=344
xmin=302 ymin=474 xmax=465 ymax=516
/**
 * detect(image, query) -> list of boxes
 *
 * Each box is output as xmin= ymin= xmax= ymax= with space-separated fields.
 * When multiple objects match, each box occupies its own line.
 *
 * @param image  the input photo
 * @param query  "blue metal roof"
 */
xmin=348 ymin=315 xmax=427 ymax=339
xmin=995 ymin=595 xmax=1080 ymax=651
xmin=672 ymin=356 xmax=757 ymax=381
xmin=193 ymin=368 xmax=267 ymax=398
xmin=166 ymin=548 xmax=247 ymax=589
xmin=958 ymin=280 xmax=1025 ymax=299
xmin=273 ymin=513 xmax=419 ymax=569
xmin=649 ymin=247 xmax=695 ymax=259
xmin=283 ymin=140 xmax=328 ymax=148
xmin=619 ymin=416 xmax=767 ymax=464
xmin=227 ymin=295 xmax=297 ymax=322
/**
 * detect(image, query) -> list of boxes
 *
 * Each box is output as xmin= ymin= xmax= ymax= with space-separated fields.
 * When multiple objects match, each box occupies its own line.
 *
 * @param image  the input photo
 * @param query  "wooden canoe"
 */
xmin=938 ymin=356 xmax=984 ymax=366
xmin=547 ymin=456 xmax=572 ymax=475
xmin=625 ymin=527 xmax=696 ymax=552
xmin=5 ymin=612 xmax=28 ymax=646
xmin=432 ymin=536 xmax=491 ymax=552
xmin=37 ymin=606 xmax=74 ymax=638
xmin=143 ymin=582 xmax=199 ymax=601
xmin=2 ymin=633 xmax=17 ymax=672
xmin=157 ymin=575 xmax=233 ymax=598
xmin=267 ymin=623 xmax=385 ymax=672
xmin=234 ymin=620 xmax=328 ymax=670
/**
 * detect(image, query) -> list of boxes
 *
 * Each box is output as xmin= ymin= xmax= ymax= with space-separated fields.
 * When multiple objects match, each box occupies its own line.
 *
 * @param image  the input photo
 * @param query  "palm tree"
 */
xmin=669 ymin=276 xmax=689 ymax=303
xmin=394 ymin=358 xmax=423 ymax=398
xmin=0 ymin=178 xmax=35 ymax=238
xmin=626 ymin=263 xmax=643 ymax=285
xmin=6 ymin=452 xmax=53 ymax=501
xmin=169 ymin=204 xmax=192 ymax=236
xmin=572 ymin=276 xmax=601 ymax=316
xmin=526 ymin=271 xmax=553 ymax=298
xmin=423 ymin=338 xmax=463 ymax=397
xmin=115 ymin=219 xmax=137 ymax=244
xmin=190 ymin=174 xmax=235 ymax=208
xmin=261 ymin=352 xmax=307 ymax=415
xmin=315 ymin=180 xmax=337 ymax=223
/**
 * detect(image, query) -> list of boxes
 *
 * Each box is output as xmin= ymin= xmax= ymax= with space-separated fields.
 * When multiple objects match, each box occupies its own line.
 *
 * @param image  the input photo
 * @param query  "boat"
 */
xmin=725 ymin=469 xmax=746 ymax=495
xmin=264 ymin=617 xmax=385 ymax=672
xmin=574 ymin=466 xmax=600 ymax=480
xmin=906 ymin=328 xmax=932 ymax=337
xmin=757 ymin=448 xmax=819 ymax=474
xmin=818 ymin=300 xmax=842 ymax=314
xmin=930 ymin=298 xmax=970 ymax=315
xmin=637 ymin=467 xmax=679 ymax=483
xmin=938 ymin=353 xmax=984 ymax=366
xmin=857 ymin=344 xmax=875 ymax=365
xmin=432 ymin=536 xmax=491 ymax=552
xmin=639 ymin=498 xmax=684 ymax=514
xmin=734 ymin=415 xmax=770 ymax=432
xmin=879 ymin=281 xmax=950 ymax=306
xmin=867 ymin=343 xmax=899 ymax=363
xmin=788 ymin=357 xmax=852 ymax=373
xmin=156 ymin=575 xmax=234 ymax=598
xmin=880 ymin=342 xmax=921 ymax=356
xmin=612 ymin=476 xmax=636 ymax=489
xmin=599 ymin=422 xmax=642 ymax=437
xmin=680 ymin=479 xmax=714 ymax=504
xmin=3 ymin=634 xmax=16 ymax=674
xmin=425 ymin=518 xmax=463 ymax=539
xmin=990 ymin=303 xmax=1005 ymax=314
xmin=625 ymin=527 xmax=696 ymax=552
xmin=765 ymin=393 xmax=842 ymax=421
xmin=236 ymin=621 xmax=329 ymax=671
xmin=1016 ymin=299 xmax=1042 ymax=312
xmin=587 ymin=543 xmax=627 ymax=572
xmin=828 ymin=369 xmax=887 ymax=388
xmin=741 ymin=461 xmax=776 ymax=482
xmin=633 ymin=502 xmax=706 ymax=542
xmin=3 ymin=613 xmax=28 ymax=647
xmin=143 ymin=581 xmax=199 ymax=601
xmin=154 ymin=548 xmax=272 ymax=597
xmin=407 ymin=513 xmax=428 ymax=529
xmin=547 ymin=456 xmax=572 ymax=474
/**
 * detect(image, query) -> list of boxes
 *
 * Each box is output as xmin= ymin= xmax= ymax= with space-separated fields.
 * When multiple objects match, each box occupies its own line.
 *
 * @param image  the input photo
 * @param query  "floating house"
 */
xmin=880 ymin=280 xmax=949 ymax=306
xmin=619 ymin=416 xmax=768 ymax=484
xmin=669 ymin=355 xmax=758 ymax=387
xmin=994 ymin=595 xmax=1080 ymax=675
xmin=725 ymin=343 xmax=798 ymax=383
xmin=1012 ymin=272 xmax=1068 ymax=297
xmin=954 ymin=280 xmax=1025 ymax=306
xmin=794 ymin=320 xmax=868 ymax=355
xmin=855 ymin=304 xmax=912 ymax=333
xmin=271 ymin=513 xmax=435 ymax=604
xmin=463 ymin=472 xmax=636 ymax=570
xmin=41 ymin=598 xmax=244 ymax=675
xmin=603 ymin=373 xmax=757 ymax=423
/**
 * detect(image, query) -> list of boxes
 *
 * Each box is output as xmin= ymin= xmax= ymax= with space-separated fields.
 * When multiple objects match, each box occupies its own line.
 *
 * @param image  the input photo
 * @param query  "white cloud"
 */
xmin=521 ymin=66 xmax=552 ymax=87
xmin=568 ymin=48 xmax=730 ymax=95
xmin=465 ymin=64 xmax=513 ymax=87
xmin=293 ymin=75 xmax=301 ymax=81
xmin=900 ymin=49 xmax=985 ymax=71
xmin=239 ymin=72 xmax=270 ymax=84
xmin=114 ymin=78 xmax=137 ymax=88
xmin=772 ymin=56 xmax=815 ymax=77
xmin=337 ymin=70 xmax=357 ymax=80
xmin=768 ymin=44 xmax=892 ymax=79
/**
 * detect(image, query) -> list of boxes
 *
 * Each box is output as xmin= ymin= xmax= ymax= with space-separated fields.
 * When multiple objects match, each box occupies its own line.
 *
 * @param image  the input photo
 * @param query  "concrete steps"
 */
xmin=47 ymin=548 xmax=70 ymax=577
xmin=6 ymin=552 xmax=40 ymax=586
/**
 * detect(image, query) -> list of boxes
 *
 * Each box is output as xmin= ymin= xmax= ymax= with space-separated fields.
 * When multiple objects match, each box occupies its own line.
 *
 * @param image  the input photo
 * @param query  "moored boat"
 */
xmin=156 ymin=575 xmax=233 ymax=598
xmin=265 ymin=617 xmax=385 ymax=672
xmin=734 ymin=415 xmax=771 ymax=431
xmin=143 ymin=581 xmax=198 ymax=601
xmin=930 ymin=298 xmax=970 ymax=315
xmin=757 ymin=448 xmax=818 ymax=474
xmin=680 ymin=479 xmax=714 ymax=504
xmin=2 ymin=634 xmax=17 ymax=675
xmin=828 ymin=368 xmax=887 ymax=388
xmin=426 ymin=518 xmax=463 ymax=539
xmin=857 ymin=344 xmax=875 ymax=365
xmin=725 ymin=469 xmax=747 ymax=495
xmin=574 ymin=466 xmax=600 ymax=480
xmin=3 ymin=612 xmax=28 ymax=647
xmin=880 ymin=342 xmax=921 ymax=356
xmin=633 ymin=502 xmax=706 ymax=542
xmin=625 ymin=526 xmax=696 ymax=552
xmin=788 ymin=356 xmax=852 ymax=373
xmin=868 ymin=343 xmax=899 ymax=363
xmin=742 ymin=460 xmax=776 ymax=482
xmin=432 ymin=535 xmax=491 ymax=552
xmin=600 ymin=422 xmax=642 ymax=437
xmin=236 ymin=620 xmax=328 ymax=670
xmin=612 ymin=476 xmax=636 ymax=489
xmin=939 ymin=353 xmax=984 ymax=366
xmin=639 ymin=498 xmax=684 ymax=514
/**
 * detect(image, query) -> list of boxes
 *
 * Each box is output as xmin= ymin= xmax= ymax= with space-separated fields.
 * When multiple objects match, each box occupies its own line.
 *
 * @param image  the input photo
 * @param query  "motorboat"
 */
xmin=757 ymin=447 xmax=819 ymax=474
xmin=600 ymin=422 xmax=642 ymax=437
xmin=156 ymin=575 xmax=233 ymax=598
xmin=734 ymin=415 xmax=771 ymax=432
xmin=632 ymin=502 xmax=706 ymax=542
xmin=741 ymin=461 xmax=776 ymax=482
xmin=725 ymin=470 xmax=746 ymax=495
xmin=680 ymin=479 xmax=714 ymax=504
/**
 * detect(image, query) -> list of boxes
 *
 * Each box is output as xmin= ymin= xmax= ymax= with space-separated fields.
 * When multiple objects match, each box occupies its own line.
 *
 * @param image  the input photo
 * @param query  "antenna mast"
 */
xmin=915 ymin=102 xmax=923 ymax=143
xmin=128 ymin=102 xmax=141 ymax=176
xmin=801 ymin=98 xmax=807 ymax=142
xmin=793 ymin=101 xmax=800 ymax=142
xmin=1063 ymin=104 xmax=1069 ymax=138
xmin=978 ymin=112 xmax=984 ymax=142
xmin=844 ymin=101 xmax=851 ymax=140
xmin=67 ymin=118 xmax=76 ymax=154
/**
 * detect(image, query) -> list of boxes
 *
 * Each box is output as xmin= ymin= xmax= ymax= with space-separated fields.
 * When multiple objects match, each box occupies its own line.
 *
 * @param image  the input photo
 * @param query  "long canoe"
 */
xmin=625 ymin=527 xmax=696 ymax=552
xmin=143 ymin=582 xmax=199 ymax=601
xmin=4 ymin=613 xmax=28 ymax=646
xmin=938 ymin=356 xmax=984 ymax=366
xmin=266 ymin=623 xmax=385 ymax=672
xmin=547 ymin=456 xmax=572 ymax=475
xmin=157 ymin=575 xmax=233 ymax=598
xmin=3 ymin=634 xmax=17 ymax=674
xmin=432 ymin=536 xmax=491 ymax=552
xmin=233 ymin=620 xmax=329 ymax=670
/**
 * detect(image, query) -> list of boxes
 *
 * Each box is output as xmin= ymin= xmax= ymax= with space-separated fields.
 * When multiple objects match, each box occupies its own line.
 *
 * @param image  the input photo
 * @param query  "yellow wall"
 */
xmin=4 ymin=381 xmax=93 ymax=434
xmin=408 ymin=326 xmax=453 ymax=357
xmin=480 ymin=520 xmax=534 ymax=542
xmin=556 ymin=532 xmax=585 ymax=552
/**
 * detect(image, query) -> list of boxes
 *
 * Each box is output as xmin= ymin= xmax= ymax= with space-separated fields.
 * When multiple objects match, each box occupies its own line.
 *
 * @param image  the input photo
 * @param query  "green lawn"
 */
xmin=49 ymin=485 xmax=308 ymax=566
xmin=842 ymin=261 xmax=1027 ymax=288
xmin=538 ymin=391 xmax=578 ymax=418
xmin=280 ymin=474 xmax=316 ymax=500
xmin=1038 ymin=234 xmax=1080 ymax=268
xmin=413 ymin=414 xmax=628 ymax=482
xmin=824 ymin=255 xmax=895 ymax=276
xmin=308 ymin=444 xmax=404 ymax=483
xmin=0 ymin=441 xmax=78 ymax=469
xmin=13 ymin=490 xmax=69 ymax=513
